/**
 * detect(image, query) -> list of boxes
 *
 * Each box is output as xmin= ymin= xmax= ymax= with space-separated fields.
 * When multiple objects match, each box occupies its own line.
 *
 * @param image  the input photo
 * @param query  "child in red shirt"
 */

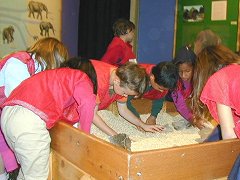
xmin=1 ymin=57 xmax=97 ymax=179
xmin=192 ymin=45 xmax=240 ymax=139
xmin=63 ymin=59 xmax=164 ymax=136
xmin=127 ymin=62 xmax=178 ymax=124
xmin=0 ymin=37 xmax=69 ymax=179
xmin=101 ymin=19 xmax=136 ymax=66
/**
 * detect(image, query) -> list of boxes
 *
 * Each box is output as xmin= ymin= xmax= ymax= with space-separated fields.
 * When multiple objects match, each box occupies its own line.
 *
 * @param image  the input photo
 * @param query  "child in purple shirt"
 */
xmin=141 ymin=46 xmax=195 ymax=126
xmin=170 ymin=46 xmax=196 ymax=122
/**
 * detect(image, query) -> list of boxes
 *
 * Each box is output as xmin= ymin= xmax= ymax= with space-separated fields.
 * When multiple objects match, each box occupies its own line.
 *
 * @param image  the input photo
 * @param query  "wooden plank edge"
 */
xmin=129 ymin=139 xmax=240 ymax=179
xmin=50 ymin=121 xmax=131 ymax=179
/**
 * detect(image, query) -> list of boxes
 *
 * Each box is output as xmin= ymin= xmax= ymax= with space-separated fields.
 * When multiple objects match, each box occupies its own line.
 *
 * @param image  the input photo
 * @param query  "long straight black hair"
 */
xmin=61 ymin=57 xmax=98 ymax=94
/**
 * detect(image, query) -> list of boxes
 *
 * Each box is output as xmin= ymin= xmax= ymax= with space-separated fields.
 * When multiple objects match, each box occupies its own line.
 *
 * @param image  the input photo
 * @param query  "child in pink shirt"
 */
xmin=0 ymin=37 xmax=68 ymax=179
xmin=192 ymin=45 xmax=240 ymax=139
xmin=1 ymin=57 xmax=97 ymax=179
xmin=63 ymin=59 xmax=164 ymax=135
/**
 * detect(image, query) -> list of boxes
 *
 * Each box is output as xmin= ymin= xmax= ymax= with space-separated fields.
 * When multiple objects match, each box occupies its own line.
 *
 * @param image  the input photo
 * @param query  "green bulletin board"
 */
xmin=176 ymin=0 xmax=239 ymax=54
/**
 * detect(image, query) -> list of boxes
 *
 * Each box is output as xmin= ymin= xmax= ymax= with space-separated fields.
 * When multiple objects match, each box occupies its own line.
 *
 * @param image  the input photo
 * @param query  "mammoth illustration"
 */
xmin=28 ymin=1 xmax=48 ymax=20
xmin=40 ymin=21 xmax=55 ymax=37
xmin=2 ymin=26 xmax=15 ymax=44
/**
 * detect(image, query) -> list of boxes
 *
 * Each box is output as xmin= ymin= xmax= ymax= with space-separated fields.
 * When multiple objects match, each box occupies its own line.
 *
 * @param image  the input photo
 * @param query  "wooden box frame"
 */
xmin=49 ymin=121 xmax=240 ymax=180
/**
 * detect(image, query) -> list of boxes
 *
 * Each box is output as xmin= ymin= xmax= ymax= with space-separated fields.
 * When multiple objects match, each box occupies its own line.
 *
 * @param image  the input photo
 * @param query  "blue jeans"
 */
xmin=228 ymin=154 xmax=240 ymax=180
xmin=204 ymin=125 xmax=222 ymax=142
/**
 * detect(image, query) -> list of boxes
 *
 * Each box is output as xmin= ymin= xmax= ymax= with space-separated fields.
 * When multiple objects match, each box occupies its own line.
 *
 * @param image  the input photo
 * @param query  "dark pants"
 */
xmin=204 ymin=125 xmax=222 ymax=142
xmin=228 ymin=155 xmax=240 ymax=180
xmin=204 ymin=125 xmax=240 ymax=179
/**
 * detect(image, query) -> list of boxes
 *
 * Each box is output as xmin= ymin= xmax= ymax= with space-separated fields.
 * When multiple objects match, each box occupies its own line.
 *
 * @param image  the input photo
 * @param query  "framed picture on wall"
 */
xmin=0 ymin=0 xmax=62 ymax=58
xmin=183 ymin=5 xmax=204 ymax=22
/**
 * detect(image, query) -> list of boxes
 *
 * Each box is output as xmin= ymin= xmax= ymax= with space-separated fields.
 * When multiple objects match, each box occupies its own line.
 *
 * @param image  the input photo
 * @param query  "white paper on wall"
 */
xmin=211 ymin=0 xmax=227 ymax=21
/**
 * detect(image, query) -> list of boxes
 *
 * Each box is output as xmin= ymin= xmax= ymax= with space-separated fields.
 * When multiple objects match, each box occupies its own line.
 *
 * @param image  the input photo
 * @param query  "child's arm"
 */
xmin=126 ymin=96 xmax=140 ymax=118
xmin=117 ymin=101 xmax=164 ymax=132
xmin=92 ymin=105 xmax=117 ymax=136
xmin=217 ymin=103 xmax=237 ymax=139
xmin=151 ymin=98 xmax=165 ymax=117
xmin=4 ymin=58 xmax=31 ymax=97
xmin=145 ymin=98 xmax=165 ymax=125
xmin=171 ymin=90 xmax=193 ymax=122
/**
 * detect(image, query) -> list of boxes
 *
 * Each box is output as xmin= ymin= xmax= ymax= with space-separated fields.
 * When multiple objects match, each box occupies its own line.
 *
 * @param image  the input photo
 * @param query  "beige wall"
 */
xmin=130 ymin=0 xmax=139 ymax=56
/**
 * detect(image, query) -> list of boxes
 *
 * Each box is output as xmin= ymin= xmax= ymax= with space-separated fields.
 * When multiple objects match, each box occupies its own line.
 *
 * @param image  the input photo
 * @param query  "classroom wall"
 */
xmin=176 ymin=0 xmax=239 ymax=53
xmin=62 ymin=0 xmax=177 ymax=63
xmin=137 ymin=0 xmax=176 ymax=64
xmin=62 ymin=0 xmax=80 ymax=57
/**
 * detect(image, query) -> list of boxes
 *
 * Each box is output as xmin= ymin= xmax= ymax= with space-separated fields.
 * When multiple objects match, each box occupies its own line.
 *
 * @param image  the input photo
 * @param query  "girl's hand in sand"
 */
xmin=141 ymin=124 xmax=165 ymax=133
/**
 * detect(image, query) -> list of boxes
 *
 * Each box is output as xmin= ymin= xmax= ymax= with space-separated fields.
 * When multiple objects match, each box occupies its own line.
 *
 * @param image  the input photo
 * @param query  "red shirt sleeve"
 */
xmin=200 ymin=65 xmax=240 ymax=122
xmin=73 ymin=79 xmax=96 ymax=133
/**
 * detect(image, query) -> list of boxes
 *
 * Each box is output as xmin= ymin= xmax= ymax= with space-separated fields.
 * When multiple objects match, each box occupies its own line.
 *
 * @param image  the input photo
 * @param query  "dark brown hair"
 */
xmin=113 ymin=18 xmax=135 ymax=36
xmin=60 ymin=57 xmax=98 ymax=95
xmin=152 ymin=61 xmax=179 ymax=90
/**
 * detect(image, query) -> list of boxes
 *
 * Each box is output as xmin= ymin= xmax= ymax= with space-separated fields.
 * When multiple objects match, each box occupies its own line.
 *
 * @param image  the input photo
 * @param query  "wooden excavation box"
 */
xmin=49 ymin=121 xmax=240 ymax=180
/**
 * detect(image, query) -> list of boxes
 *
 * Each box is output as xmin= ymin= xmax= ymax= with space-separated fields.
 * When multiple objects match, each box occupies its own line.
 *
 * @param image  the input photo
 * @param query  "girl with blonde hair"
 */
xmin=0 ymin=37 xmax=68 ymax=179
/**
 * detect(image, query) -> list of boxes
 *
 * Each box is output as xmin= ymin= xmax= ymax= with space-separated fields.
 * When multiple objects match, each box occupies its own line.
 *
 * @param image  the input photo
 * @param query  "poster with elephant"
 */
xmin=0 ymin=0 xmax=61 ymax=58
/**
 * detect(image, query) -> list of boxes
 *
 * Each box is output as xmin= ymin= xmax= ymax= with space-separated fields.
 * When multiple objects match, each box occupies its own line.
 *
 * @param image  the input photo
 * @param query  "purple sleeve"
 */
xmin=171 ymin=90 xmax=193 ymax=122
xmin=183 ymin=80 xmax=191 ymax=90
